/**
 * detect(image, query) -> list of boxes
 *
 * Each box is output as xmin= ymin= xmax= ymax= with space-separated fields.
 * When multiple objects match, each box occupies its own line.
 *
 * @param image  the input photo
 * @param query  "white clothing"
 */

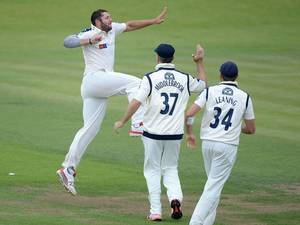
xmin=195 ymin=81 xmax=255 ymax=145
xmin=142 ymin=136 xmax=183 ymax=214
xmin=135 ymin=63 xmax=206 ymax=215
xmin=189 ymin=81 xmax=255 ymax=225
xmin=78 ymin=23 xmax=126 ymax=75
xmin=63 ymin=71 xmax=143 ymax=168
xmin=135 ymin=63 xmax=206 ymax=136
xmin=62 ymin=23 xmax=144 ymax=168
xmin=189 ymin=140 xmax=237 ymax=225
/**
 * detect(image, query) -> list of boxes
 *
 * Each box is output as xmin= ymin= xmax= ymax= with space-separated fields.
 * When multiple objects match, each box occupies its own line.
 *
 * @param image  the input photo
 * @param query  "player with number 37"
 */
xmin=114 ymin=43 xmax=207 ymax=221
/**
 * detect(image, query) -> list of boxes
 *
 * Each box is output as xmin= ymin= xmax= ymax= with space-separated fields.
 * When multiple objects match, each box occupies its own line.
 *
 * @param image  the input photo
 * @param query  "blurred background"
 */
xmin=0 ymin=0 xmax=299 ymax=224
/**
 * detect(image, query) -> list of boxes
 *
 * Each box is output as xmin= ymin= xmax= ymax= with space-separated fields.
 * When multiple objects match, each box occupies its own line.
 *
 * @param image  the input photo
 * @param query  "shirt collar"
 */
xmin=155 ymin=63 xmax=175 ymax=70
xmin=219 ymin=81 xmax=238 ymax=87
xmin=91 ymin=24 xmax=107 ymax=35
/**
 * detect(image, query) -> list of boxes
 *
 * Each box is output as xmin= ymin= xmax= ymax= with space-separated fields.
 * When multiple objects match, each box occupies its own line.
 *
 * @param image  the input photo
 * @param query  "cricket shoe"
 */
xmin=147 ymin=213 xmax=162 ymax=221
xmin=129 ymin=122 xmax=143 ymax=137
xmin=171 ymin=199 xmax=182 ymax=219
xmin=56 ymin=167 xmax=77 ymax=196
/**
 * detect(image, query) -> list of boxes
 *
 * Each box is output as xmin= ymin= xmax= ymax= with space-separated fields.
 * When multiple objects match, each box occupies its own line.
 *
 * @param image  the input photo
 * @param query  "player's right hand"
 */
xmin=192 ymin=44 xmax=204 ymax=62
xmin=91 ymin=34 xmax=102 ymax=44
xmin=114 ymin=121 xmax=124 ymax=133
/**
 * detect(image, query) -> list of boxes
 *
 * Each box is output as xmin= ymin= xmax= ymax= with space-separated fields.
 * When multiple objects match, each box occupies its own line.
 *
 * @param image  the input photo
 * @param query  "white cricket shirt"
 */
xmin=195 ymin=81 xmax=255 ymax=145
xmin=134 ymin=63 xmax=206 ymax=139
xmin=77 ymin=23 xmax=126 ymax=75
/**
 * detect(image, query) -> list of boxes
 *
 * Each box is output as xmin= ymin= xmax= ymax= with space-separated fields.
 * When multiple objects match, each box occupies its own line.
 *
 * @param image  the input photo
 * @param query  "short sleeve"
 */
xmin=112 ymin=22 xmax=126 ymax=36
xmin=189 ymin=75 xmax=206 ymax=93
xmin=134 ymin=76 xmax=150 ymax=103
xmin=194 ymin=89 xmax=207 ymax=108
xmin=244 ymin=97 xmax=255 ymax=120
xmin=77 ymin=30 xmax=94 ymax=39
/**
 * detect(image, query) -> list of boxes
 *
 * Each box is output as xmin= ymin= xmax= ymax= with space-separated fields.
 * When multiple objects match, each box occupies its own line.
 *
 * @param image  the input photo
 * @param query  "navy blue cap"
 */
xmin=154 ymin=43 xmax=175 ymax=58
xmin=219 ymin=61 xmax=238 ymax=77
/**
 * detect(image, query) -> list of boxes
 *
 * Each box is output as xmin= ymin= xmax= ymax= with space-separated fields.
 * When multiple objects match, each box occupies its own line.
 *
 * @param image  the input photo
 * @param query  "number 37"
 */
xmin=160 ymin=92 xmax=178 ymax=116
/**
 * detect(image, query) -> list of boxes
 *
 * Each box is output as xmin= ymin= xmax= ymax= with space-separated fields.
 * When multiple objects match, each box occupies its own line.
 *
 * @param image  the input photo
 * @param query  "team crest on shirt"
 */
xmin=155 ymin=72 xmax=184 ymax=92
xmin=164 ymin=72 xmax=175 ymax=80
xmin=98 ymin=43 xmax=108 ymax=49
xmin=222 ymin=87 xmax=233 ymax=96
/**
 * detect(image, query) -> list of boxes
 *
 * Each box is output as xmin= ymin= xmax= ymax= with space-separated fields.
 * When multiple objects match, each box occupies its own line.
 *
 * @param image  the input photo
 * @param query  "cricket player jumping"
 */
xmin=57 ymin=7 xmax=167 ymax=195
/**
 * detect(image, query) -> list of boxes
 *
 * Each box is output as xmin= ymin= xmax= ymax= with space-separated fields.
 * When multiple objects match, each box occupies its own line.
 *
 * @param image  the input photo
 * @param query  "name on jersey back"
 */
xmin=155 ymin=72 xmax=184 ymax=92
xmin=215 ymin=96 xmax=238 ymax=107
xmin=215 ymin=87 xmax=238 ymax=106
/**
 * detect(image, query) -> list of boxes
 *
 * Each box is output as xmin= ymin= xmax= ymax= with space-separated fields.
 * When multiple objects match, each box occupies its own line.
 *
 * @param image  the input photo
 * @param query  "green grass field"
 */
xmin=1 ymin=0 xmax=300 ymax=224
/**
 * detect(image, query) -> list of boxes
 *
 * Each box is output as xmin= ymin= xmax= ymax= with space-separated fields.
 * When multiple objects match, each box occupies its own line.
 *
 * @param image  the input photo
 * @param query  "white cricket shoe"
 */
xmin=56 ymin=167 xmax=77 ymax=196
xmin=147 ymin=213 xmax=162 ymax=221
xmin=129 ymin=122 xmax=143 ymax=137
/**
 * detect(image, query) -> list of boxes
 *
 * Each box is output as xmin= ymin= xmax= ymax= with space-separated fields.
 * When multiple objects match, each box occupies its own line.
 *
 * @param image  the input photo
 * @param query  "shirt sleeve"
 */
xmin=112 ymin=22 xmax=126 ymax=36
xmin=77 ymin=30 xmax=94 ymax=39
xmin=134 ymin=76 xmax=150 ymax=103
xmin=63 ymin=34 xmax=81 ymax=48
xmin=194 ymin=89 xmax=207 ymax=108
xmin=244 ymin=97 xmax=255 ymax=120
xmin=189 ymin=75 xmax=206 ymax=93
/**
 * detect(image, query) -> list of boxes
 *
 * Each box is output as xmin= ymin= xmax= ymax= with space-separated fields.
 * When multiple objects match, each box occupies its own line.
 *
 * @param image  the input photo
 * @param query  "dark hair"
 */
xmin=158 ymin=56 xmax=173 ymax=63
xmin=219 ymin=61 xmax=238 ymax=81
xmin=222 ymin=74 xmax=238 ymax=81
xmin=91 ymin=9 xmax=108 ymax=26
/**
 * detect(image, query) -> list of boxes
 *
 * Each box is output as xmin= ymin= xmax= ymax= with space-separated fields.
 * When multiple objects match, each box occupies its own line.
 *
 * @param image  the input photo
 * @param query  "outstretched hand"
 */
xmin=192 ymin=44 xmax=204 ymax=62
xmin=114 ymin=121 xmax=124 ymax=134
xmin=154 ymin=6 xmax=167 ymax=24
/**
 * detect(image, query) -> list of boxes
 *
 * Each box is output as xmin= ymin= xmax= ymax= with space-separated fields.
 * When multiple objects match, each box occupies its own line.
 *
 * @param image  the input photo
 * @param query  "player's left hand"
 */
xmin=192 ymin=44 xmax=204 ymax=62
xmin=154 ymin=6 xmax=167 ymax=24
xmin=186 ymin=134 xmax=197 ymax=149
xmin=114 ymin=121 xmax=124 ymax=133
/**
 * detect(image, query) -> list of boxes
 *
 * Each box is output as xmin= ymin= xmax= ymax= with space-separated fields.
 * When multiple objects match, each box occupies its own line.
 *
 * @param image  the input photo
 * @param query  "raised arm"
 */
xmin=124 ymin=7 xmax=167 ymax=32
xmin=192 ymin=44 xmax=207 ymax=86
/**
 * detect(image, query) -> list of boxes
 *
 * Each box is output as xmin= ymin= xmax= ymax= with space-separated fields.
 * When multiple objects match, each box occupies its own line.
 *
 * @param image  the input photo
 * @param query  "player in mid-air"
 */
xmin=185 ymin=61 xmax=256 ymax=225
xmin=114 ymin=43 xmax=207 ymax=221
xmin=56 ymin=7 xmax=167 ymax=195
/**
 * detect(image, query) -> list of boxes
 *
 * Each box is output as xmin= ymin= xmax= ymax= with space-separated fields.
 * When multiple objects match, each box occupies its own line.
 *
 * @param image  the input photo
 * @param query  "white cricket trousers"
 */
xmin=63 ymin=70 xmax=144 ymax=168
xmin=142 ymin=136 xmax=183 ymax=215
xmin=189 ymin=140 xmax=237 ymax=225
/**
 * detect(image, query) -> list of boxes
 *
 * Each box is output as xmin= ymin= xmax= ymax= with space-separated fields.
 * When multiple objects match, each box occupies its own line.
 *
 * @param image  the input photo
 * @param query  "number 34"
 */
xmin=210 ymin=107 xmax=234 ymax=131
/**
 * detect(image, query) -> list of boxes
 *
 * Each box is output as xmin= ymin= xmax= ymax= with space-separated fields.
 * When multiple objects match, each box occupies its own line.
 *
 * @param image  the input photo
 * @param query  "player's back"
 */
xmin=143 ymin=68 xmax=191 ymax=136
xmin=200 ymin=81 xmax=249 ymax=145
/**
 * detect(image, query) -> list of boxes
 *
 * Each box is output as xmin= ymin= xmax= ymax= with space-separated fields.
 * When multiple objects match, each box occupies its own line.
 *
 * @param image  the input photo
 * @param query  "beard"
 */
xmin=100 ymin=23 xmax=112 ymax=32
